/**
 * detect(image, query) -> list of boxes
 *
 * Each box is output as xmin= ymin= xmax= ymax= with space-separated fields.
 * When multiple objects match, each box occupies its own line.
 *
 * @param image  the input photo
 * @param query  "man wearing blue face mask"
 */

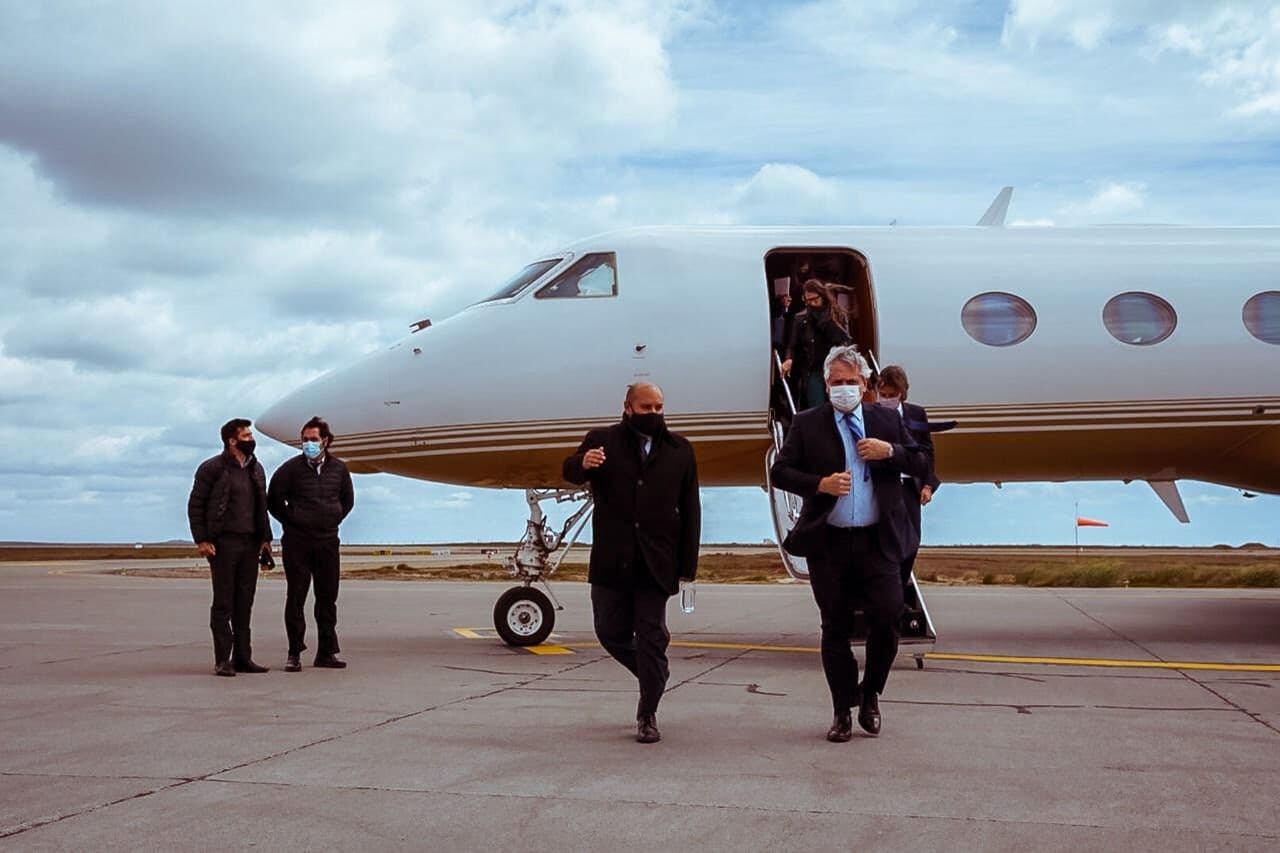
xmin=268 ymin=416 xmax=355 ymax=673
xmin=770 ymin=346 xmax=927 ymax=743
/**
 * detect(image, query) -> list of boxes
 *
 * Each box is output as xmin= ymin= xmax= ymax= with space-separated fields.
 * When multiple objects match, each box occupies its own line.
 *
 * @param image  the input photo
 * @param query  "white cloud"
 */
xmin=730 ymin=163 xmax=842 ymax=224
xmin=1 ymin=1 xmax=1278 ymax=546
xmin=1059 ymin=181 xmax=1147 ymax=220
xmin=1002 ymin=0 xmax=1117 ymax=50
xmin=1003 ymin=1 xmax=1280 ymax=118
xmin=427 ymin=491 xmax=476 ymax=511
xmin=790 ymin=0 xmax=1068 ymax=104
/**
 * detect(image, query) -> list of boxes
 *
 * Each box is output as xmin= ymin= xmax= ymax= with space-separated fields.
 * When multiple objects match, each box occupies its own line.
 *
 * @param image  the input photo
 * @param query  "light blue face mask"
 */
xmin=302 ymin=440 xmax=323 ymax=460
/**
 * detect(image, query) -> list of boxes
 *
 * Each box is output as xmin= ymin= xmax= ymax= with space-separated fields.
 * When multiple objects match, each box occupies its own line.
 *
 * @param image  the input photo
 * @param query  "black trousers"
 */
xmin=807 ymin=524 xmax=904 ymax=712
xmin=208 ymin=533 xmax=260 ymax=665
xmin=591 ymin=570 xmax=671 ymax=718
xmin=282 ymin=534 xmax=341 ymax=657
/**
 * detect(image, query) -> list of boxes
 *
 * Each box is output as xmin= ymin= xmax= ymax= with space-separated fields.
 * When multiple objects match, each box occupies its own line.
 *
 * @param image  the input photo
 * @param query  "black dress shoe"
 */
xmin=285 ymin=655 xmax=301 ymax=672
xmin=636 ymin=714 xmax=661 ymax=744
xmin=314 ymin=654 xmax=347 ymax=669
xmin=214 ymin=661 xmax=236 ymax=677
xmin=827 ymin=711 xmax=853 ymax=742
xmin=858 ymin=693 xmax=881 ymax=737
xmin=233 ymin=660 xmax=270 ymax=673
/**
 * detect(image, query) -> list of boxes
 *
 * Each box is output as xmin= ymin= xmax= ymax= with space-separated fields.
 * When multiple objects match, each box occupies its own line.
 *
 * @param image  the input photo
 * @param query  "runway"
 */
xmin=1 ymin=559 xmax=1278 ymax=850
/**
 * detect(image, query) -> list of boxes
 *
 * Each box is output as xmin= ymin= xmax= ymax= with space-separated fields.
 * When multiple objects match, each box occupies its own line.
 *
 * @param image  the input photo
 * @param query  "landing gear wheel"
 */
xmin=494 ymin=586 xmax=555 ymax=647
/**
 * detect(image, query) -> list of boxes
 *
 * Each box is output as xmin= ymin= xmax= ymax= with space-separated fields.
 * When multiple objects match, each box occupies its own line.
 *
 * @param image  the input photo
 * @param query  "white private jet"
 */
xmin=257 ymin=190 xmax=1280 ymax=646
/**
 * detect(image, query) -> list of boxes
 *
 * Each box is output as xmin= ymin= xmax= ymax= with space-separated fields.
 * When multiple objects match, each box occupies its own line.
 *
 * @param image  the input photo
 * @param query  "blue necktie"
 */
xmin=843 ymin=413 xmax=870 ymax=483
xmin=843 ymin=412 xmax=863 ymax=442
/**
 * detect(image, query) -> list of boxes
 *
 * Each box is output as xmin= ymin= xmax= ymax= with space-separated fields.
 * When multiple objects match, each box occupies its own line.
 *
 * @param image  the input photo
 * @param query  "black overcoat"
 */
xmin=563 ymin=421 xmax=701 ymax=594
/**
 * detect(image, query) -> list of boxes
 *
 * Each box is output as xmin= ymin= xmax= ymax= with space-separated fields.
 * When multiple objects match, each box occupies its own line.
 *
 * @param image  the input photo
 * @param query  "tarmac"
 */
xmin=2 ymin=558 xmax=1279 ymax=851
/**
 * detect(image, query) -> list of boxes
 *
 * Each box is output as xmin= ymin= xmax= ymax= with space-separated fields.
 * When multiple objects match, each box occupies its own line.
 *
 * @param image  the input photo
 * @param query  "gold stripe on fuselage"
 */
xmin=336 ymin=400 xmax=1280 ymax=493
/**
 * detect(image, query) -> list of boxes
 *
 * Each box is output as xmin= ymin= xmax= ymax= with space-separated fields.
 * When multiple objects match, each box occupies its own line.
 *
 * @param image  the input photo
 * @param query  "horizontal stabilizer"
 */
xmin=977 ymin=186 xmax=1013 ymax=227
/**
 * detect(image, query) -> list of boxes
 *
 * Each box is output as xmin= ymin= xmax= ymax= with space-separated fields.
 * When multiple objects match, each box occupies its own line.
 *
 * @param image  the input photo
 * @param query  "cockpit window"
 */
xmin=535 ymin=253 xmax=617 ymax=299
xmin=476 ymin=258 xmax=562 ymax=304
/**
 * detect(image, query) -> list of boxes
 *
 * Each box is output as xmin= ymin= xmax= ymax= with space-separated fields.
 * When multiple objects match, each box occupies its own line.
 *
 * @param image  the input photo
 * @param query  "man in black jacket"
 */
xmin=875 ymin=365 xmax=941 ymax=588
xmin=268 ymin=416 xmax=355 ymax=672
xmin=188 ymin=418 xmax=273 ymax=677
xmin=563 ymin=383 xmax=701 ymax=744
xmin=770 ymin=347 xmax=928 ymax=742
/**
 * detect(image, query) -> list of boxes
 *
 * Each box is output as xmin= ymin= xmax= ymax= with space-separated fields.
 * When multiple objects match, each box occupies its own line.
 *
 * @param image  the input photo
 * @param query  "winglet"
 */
xmin=977 ymin=186 xmax=1014 ymax=227
xmin=1147 ymin=480 xmax=1190 ymax=523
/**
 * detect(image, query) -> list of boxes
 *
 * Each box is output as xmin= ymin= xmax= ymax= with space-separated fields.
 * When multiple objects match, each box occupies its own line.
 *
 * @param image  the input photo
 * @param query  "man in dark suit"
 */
xmin=770 ymin=347 xmax=928 ymax=742
xmin=876 ymin=365 xmax=941 ymax=588
xmin=563 ymin=383 xmax=701 ymax=744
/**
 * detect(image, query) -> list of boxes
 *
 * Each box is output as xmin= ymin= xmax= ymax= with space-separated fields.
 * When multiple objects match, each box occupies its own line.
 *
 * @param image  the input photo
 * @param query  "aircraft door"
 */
xmin=762 ymin=247 xmax=878 ymax=580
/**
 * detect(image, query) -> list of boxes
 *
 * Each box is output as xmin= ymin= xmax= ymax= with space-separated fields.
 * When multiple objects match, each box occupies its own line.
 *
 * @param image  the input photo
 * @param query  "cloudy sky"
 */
xmin=2 ymin=0 xmax=1278 ymax=546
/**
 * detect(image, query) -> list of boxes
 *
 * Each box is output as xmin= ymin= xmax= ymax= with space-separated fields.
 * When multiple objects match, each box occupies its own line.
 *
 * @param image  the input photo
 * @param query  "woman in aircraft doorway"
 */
xmin=781 ymin=280 xmax=852 ymax=409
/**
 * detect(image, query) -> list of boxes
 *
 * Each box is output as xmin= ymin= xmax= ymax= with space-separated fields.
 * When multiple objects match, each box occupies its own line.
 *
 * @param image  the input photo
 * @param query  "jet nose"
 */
xmin=255 ymin=344 xmax=405 ymax=461
xmin=256 ymin=392 xmax=301 ymax=449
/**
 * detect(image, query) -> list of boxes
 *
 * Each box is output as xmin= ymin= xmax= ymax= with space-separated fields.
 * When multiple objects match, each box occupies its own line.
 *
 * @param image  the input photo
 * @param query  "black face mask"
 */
xmin=236 ymin=439 xmax=257 ymax=458
xmin=628 ymin=412 xmax=665 ymax=436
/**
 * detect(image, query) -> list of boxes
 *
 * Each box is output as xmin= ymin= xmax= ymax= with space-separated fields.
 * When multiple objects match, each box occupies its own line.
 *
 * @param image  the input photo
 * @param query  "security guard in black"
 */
xmin=563 ymin=383 xmax=700 ymax=743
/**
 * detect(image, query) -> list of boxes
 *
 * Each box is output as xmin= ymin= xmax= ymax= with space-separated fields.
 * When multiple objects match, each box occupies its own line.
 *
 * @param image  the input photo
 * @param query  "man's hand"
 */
xmin=197 ymin=541 xmax=216 ymax=558
xmin=780 ymin=358 xmax=793 ymax=377
xmin=260 ymin=541 xmax=272 ymax=555
xmin=582 ymin=447 xmax=607 ymax=470
xmin=818 ymin=472 xmax=852 ymax=496
xmin=920 ymin=485 xmax=934 ymax=506
xmin=856 ymin=438 xmax=893 ymax=461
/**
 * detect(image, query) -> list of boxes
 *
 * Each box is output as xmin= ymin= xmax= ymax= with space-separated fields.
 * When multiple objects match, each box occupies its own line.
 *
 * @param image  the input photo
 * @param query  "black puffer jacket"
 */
xmin=268 ymin=454 xmax=355 ymax=540
xmin=187 ymin=449 xmax=272 ymax=544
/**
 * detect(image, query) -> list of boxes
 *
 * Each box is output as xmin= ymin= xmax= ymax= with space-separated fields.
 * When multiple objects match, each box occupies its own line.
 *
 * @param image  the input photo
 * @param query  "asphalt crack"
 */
xmin=0 ymin=656 xmax=598 ymax=841
xmin=1056 ymin=593 xmax=1280 ymax=738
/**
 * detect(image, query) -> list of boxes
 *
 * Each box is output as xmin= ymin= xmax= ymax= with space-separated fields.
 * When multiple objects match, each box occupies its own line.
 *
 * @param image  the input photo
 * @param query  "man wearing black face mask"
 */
xmin=188 ymin=418 xmax=273 ymax=677
xmin=563 ymin=382 xmax=701 ymax=744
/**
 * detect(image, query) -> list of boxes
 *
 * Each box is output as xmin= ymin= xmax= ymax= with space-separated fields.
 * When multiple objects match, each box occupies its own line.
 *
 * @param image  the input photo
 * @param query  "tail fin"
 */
xmin=977 ymin=186 xmax=1014 ymax=227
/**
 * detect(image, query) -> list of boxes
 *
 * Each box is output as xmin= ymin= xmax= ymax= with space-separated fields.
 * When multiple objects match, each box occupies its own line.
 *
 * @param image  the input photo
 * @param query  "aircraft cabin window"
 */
xmin=535 ymin=252 xmax=617 ymax=299
xmin=476 ymin=258 xmax=563 ymax=304
xmin=1103 ymin=292 xmax=1177 ymax=346
xmin=961 ymin=292 xmax=1037 ymax=347
xmin=1243 ymin=291 xmax=1280 ymax=344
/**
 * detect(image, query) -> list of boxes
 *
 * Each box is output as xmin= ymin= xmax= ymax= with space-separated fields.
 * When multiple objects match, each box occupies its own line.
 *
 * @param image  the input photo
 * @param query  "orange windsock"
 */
xmin=1076 ymin=517 xmax=1109 ymax=527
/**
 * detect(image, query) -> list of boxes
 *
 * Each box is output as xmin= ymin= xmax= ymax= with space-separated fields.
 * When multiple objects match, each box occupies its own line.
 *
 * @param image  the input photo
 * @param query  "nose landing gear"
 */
xmin=493 ymin=488 xmax=593 ymax=646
